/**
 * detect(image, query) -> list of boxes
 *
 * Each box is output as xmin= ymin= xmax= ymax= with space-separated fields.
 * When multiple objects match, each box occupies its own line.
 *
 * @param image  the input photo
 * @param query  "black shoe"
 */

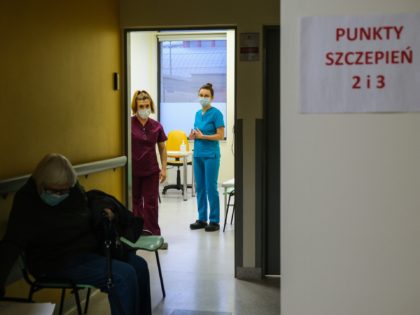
xmin=190 ymin=220 xmax=207 ymax=230
xmin=205 ymin=222 xmax=220 ymax=232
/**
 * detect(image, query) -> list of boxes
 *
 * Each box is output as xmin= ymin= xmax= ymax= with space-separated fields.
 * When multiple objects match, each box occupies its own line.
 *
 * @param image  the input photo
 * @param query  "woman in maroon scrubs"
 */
xmin=131 ymin=90 xmax=167 ymax=237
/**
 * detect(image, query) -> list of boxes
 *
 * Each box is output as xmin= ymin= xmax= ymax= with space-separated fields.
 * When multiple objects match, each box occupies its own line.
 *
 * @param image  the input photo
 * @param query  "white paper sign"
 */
xmin=240 ymin=33 xmax=259 ymax=61
xmin=300 ymin=13 xmax=420 ymax=113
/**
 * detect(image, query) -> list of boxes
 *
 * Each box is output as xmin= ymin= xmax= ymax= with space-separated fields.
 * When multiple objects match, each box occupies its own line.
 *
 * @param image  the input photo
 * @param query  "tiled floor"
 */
xmin=67 ymin=187 xmax=280 ymax=315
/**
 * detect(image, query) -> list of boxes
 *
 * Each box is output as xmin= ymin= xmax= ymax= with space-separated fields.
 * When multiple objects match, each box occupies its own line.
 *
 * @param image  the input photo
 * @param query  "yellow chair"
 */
xmin=162 ymin=130 xmax=193 ymax=195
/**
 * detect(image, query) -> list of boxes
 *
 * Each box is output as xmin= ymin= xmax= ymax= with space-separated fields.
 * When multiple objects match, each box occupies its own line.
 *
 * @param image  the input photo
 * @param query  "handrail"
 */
xmin=0 ymin=156 xmax=127 ymax=197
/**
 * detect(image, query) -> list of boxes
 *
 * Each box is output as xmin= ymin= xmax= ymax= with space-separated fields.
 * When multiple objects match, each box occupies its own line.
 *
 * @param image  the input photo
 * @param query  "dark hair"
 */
xmin=198 ymin=83 xmax=214 ymax=98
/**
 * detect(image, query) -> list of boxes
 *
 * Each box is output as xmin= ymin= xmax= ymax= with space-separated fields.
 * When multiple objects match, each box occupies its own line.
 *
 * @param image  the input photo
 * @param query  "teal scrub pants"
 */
xmin=193 ymin=156 xmax=220 ymax=223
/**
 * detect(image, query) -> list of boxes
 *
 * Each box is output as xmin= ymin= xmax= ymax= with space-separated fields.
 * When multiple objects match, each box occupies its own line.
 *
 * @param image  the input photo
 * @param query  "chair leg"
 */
xmin=155 ymin=251 xmax=166 ymax=298
xmin=223 ymin=199 xmax=230 ymax=232
xmin=73 ymin=286 xmax=84 ymax=315
xmin=28 ymin=286 xmax=36 ymax=302
xmin=176 ymin=167 xmax=181 ymax=190
xmin=230 ymin=205 xmax=235 ymax=225
xmin=223 ymin=193 xmax=233 ymax=232
xmin=229 ymin=192 xmax=235 ymax=225
xmin=84 ymin=287 xmax=91 ymax=314
xmin=162 ymin=166 xmax=184 ymax=194
xmin=58 ymin=288 xmax=66 ymax=315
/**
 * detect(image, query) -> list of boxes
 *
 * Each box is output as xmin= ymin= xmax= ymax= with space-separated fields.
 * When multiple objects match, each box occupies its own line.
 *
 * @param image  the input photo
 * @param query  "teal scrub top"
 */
xmin=193 ymin=107 xmax=225 ymax=158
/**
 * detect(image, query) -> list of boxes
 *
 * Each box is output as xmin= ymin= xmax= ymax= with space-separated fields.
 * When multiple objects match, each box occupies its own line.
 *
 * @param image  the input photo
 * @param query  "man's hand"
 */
xmin=102 ymin=208 xmax=115 ymax=221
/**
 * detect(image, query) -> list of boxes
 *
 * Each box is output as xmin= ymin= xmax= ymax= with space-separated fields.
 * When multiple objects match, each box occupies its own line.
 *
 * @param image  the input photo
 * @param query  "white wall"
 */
xmin=128 ymin=30 xmax=235 ymax=185
xmin=282 ymin=1 xmax=420 ymax=315
xmin=129 ymin=32 xmax=158 ymax=104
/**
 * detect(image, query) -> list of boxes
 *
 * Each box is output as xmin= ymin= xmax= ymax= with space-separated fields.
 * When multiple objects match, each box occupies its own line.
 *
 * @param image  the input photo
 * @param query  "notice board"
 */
xmin=300 ymin=13 xmax=420 ymax=113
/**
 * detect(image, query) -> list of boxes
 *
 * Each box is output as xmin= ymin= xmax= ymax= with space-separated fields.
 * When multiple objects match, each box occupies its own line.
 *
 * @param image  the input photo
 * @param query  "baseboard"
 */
xmin=235 ymin=267 xmax=262 ymax=280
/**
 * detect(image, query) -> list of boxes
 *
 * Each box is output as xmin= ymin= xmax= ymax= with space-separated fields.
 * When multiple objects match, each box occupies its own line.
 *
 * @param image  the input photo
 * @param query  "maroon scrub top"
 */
xmin=131 ymin=116 xmax=167 ymax=177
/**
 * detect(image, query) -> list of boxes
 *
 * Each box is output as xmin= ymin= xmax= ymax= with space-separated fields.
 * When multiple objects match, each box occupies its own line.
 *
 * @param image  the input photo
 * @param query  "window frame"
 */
xmin=157 ymin=31 xmax=229 ymax=140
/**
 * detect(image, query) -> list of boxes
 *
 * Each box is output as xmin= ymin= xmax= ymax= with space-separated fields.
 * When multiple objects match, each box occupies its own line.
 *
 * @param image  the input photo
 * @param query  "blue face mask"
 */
xmin=199 ymin=97 xmax=211 ymax=107
xmin=40 ymin=191 xmax=69 ymax=206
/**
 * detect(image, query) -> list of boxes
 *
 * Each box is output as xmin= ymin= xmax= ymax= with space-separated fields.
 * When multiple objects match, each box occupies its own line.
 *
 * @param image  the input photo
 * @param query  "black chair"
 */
xmin=19 ymin=254 xmax=93 ymax=315
xmin=162 ymin=158 xmax=193 ymax=195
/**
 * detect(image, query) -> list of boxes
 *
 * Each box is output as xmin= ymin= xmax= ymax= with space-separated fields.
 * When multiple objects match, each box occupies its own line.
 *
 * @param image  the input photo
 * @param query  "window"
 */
xmin=158 ymin=33 xmax=228 ymax=138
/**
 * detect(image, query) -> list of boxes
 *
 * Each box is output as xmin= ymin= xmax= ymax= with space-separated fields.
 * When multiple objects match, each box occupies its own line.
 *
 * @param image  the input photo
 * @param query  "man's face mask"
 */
xmin=40 ymin=190 xmax=69 ymax=206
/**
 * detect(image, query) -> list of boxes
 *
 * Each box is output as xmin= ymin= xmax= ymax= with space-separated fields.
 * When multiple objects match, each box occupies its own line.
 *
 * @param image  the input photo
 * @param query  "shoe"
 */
xmin=205 ymin=222 xmax=220 ymax=232
xmin=190 ymin=220 xmax=207 ymax=230
xmin=160 ymin=242 xmax=168 ymax=250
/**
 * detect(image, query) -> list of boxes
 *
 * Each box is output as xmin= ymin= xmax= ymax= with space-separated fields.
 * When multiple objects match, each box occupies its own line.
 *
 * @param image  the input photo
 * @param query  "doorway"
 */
xmin=124 ymin=27 xmax=236 ymax=248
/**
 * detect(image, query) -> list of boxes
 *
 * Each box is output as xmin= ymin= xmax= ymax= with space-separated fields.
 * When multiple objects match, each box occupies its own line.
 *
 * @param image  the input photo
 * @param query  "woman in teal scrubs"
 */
xmin=189 ymin=83 xmax=225 ymax=232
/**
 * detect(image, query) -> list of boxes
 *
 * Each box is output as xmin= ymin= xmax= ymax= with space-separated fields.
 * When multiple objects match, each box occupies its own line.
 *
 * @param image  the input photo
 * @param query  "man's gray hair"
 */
xmin=32 ymin=153 xmax=77 ymax=193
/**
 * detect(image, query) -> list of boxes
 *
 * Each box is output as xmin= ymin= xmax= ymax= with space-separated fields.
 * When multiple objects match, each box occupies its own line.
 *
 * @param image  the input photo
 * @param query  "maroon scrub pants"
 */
xmin=132 ymin=172 xmax=161 ymax=235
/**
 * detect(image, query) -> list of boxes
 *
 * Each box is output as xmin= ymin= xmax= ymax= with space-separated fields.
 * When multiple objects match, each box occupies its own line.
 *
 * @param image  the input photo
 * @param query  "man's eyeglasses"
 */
xmin=44 ymin=188 xmax=70 ymax=195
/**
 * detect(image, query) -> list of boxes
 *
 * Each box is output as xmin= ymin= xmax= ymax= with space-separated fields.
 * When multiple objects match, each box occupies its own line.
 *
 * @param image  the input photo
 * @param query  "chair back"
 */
xmin=166 ymin=130 xmax=190 ymax=152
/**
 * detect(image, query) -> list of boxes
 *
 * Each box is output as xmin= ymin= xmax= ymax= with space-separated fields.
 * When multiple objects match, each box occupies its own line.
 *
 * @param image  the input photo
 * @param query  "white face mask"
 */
xmin=137 ymin=108 xmax=151 ymax=119
xmin=199 ymin=97 xmax=211 ymax=107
